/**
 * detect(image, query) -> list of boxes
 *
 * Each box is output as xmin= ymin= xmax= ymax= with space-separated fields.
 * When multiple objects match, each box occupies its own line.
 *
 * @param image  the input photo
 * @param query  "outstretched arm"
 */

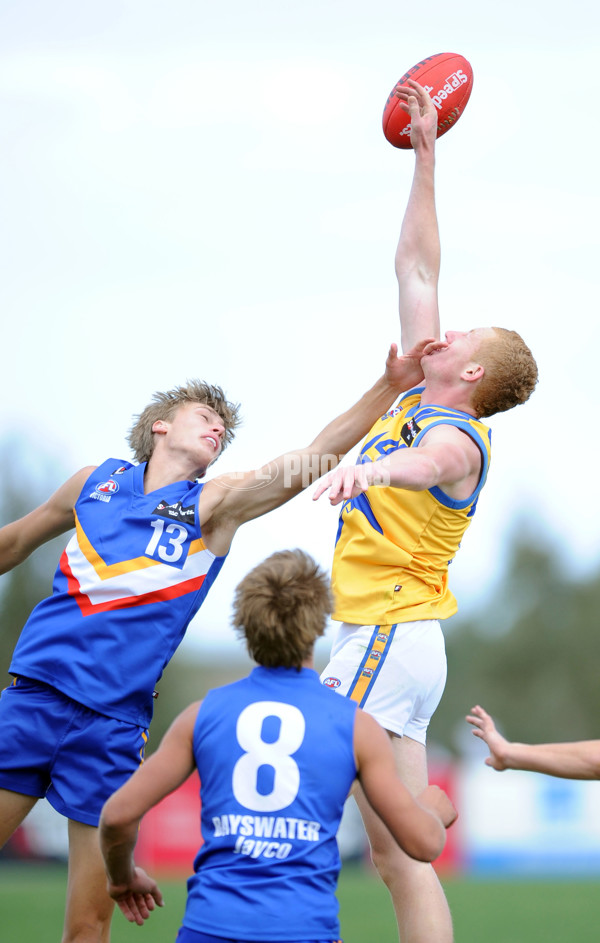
xmin=466 ymin=705 xmax=600 ymax=780
xmin=199 ymin=339 xmax=434 ymax=553
xmin=313 ymin=419 xmax=481 ymax=506
xmin=394 ymin=80 xmax=441 ymax=352
xmin=99 ymin=703 xmax=199 ymax=924
xmin=354 ymin=709 xmax=456 ymax=861
xmin=0 ymin=466 xmax=96 ymax=574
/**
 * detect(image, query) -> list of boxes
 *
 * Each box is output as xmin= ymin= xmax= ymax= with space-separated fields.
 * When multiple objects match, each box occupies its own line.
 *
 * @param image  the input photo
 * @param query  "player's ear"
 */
xmin=462 ymin=362 xmax=484 ymax=383
xmin=152 ymin=418 xmax=169 ymax=435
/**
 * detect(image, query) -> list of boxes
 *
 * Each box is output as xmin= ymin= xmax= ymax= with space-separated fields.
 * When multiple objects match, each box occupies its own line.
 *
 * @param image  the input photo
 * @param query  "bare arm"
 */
xmin=467 ymin=705 xmax=600 ymax=780
xmin=314 ymin=422 xmax=481 ymax=506
xmin=99 ymin=703 xmax=199 ymax=924
xmin=394 ymin=81 xmax=441 ymax=352
xmin=0 ymin=466 xmax=96 ymax=574
xmin=199 ymin=341 xmax=434 ymax=554
xmin=355 ymin=710 xmax=456 ymax=861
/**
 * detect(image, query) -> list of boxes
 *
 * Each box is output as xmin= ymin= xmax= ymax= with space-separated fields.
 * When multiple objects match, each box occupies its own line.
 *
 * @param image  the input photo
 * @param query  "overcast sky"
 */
xmin=1 ymin=0 xmax=599 ymax=656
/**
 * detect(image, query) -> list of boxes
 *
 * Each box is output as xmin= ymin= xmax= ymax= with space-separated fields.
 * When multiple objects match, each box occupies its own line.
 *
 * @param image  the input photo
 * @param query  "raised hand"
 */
xmin=392 ymin=79 xmax=438 ymax=150
xmin=384 ymin=338 xmax=439 ymax=391
xmin=466 ymin=705 xmax=510 ymax=771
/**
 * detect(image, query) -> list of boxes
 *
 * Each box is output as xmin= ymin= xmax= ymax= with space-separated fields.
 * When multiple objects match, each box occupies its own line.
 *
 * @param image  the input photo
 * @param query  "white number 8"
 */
xmin=232 ymin=701 xmax=305 ymax=812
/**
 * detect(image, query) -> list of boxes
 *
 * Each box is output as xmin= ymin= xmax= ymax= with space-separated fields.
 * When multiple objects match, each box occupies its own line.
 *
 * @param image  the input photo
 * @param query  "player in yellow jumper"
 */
xmin=315 ymin=80 xmax=538 ymax=943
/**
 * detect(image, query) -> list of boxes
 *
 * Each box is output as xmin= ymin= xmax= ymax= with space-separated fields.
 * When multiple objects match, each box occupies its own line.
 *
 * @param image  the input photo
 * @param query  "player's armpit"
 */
xmin=414 ymin=424 xmax=482 ymax=498
xmin=199 ymin=457 xmax=309 ymax=556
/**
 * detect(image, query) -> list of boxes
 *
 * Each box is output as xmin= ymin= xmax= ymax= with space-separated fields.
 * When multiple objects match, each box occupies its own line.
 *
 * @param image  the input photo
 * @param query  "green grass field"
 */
xmin=1 ymin=861 xmax=600 ymax=942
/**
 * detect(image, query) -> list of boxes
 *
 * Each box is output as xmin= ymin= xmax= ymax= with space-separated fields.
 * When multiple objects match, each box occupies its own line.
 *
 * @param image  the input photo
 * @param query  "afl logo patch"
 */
xmin=96 ymin=480 xmax=119 ymax=495
xmin=323 ymin=677 xmax=341 ymax=689
xmin=90 ymin=479 xmax=119 ymax=503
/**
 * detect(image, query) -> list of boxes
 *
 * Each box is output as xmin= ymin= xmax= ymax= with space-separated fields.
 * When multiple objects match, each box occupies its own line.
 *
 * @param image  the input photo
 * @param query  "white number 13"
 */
xmin=145 ymin=519 xmax=188 ymax=562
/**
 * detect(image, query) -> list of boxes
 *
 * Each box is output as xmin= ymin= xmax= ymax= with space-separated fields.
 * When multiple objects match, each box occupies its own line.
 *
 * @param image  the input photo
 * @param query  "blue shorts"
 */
xmin=176 ymin=931 xmax=342 ymax=943
xmin=0 ymin=676 xmax=148 ymax=826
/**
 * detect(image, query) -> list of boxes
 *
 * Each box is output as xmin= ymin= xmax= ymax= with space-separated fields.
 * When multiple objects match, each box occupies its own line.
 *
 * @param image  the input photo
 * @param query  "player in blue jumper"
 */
xmin=99 ymin=548 xmax=457 ymax=943
xmin=0 ymin=353 xmax=434 ymax=943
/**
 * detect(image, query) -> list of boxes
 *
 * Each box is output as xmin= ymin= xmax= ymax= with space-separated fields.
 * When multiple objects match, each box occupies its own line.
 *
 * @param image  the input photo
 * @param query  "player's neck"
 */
xmin=143 ymin=452 xmax=207 ymax=493
xmin=420 ymin=383 xmax=477 ymax=417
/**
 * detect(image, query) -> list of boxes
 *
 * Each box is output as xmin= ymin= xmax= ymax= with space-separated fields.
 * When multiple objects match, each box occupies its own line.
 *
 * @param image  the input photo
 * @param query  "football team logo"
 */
xmin=322 ymin=677 xmax=342 ymax=689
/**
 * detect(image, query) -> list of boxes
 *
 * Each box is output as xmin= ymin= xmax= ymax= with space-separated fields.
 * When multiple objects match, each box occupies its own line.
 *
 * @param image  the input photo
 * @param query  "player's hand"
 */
xmin=384 ymin=338 xmax=438 ymax=391
xmin=466 ymin=705 xmax=510 ymax=771
xmin=107 ymin=867 xmax=164 ymax=926
xmin=313 ymin=461 xmax=390 ymax=506
xmin=417 ymin=784 xmax=458 ymax=829
xmin=392 ymin=79 xmax=438 ymax=150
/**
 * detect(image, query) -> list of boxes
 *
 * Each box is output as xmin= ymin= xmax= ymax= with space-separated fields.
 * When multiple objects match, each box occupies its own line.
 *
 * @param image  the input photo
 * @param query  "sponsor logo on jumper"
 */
xmin=111 ymin=466 xmax=128 ymax=476
xmin=153 ymin=500 xmax=196 ymax=525
xmin=213 ymin=814 xmax=321 ymax=860
xmin=401 ymin=418 xmax=421 ymax=446
xmin=213 ymin=813 xmax=320 ymax=841
xmin=214 ymin=813 xmax=321 ymax=861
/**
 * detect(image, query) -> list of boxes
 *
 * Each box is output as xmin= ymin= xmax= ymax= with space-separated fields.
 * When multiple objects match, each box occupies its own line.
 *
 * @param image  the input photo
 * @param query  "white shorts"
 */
xmin=320 ymin=620 xmax=447 ymax=744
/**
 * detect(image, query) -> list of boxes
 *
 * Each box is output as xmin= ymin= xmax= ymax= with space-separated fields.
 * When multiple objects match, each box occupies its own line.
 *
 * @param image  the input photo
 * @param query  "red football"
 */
xmin=382 ymin=52 xmax=473 ymax=149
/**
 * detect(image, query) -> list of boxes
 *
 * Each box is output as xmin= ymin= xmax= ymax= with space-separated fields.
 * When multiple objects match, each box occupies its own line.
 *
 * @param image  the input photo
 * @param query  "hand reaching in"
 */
xmin=466 ymin=705 xmax=510 ymax=771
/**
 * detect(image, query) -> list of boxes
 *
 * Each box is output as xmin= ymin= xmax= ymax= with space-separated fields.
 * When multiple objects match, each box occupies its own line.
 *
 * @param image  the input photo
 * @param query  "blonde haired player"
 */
xmin=0 ymin=349 xmax=433 ymax=943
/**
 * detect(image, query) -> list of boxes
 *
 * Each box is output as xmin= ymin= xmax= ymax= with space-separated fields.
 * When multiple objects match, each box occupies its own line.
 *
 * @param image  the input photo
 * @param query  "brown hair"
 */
xmin=127 ymin=380 xmax=241 ymax=464
xmin=471 ymin=328 xmax=538 ymax=418
xmin=232 ymin=549 xmax=333 ymax=670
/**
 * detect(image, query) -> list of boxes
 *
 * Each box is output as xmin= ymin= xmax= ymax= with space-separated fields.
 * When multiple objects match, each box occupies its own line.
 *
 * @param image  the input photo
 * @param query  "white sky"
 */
xmin=1 ymin=1 xmax=599 ymax=656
